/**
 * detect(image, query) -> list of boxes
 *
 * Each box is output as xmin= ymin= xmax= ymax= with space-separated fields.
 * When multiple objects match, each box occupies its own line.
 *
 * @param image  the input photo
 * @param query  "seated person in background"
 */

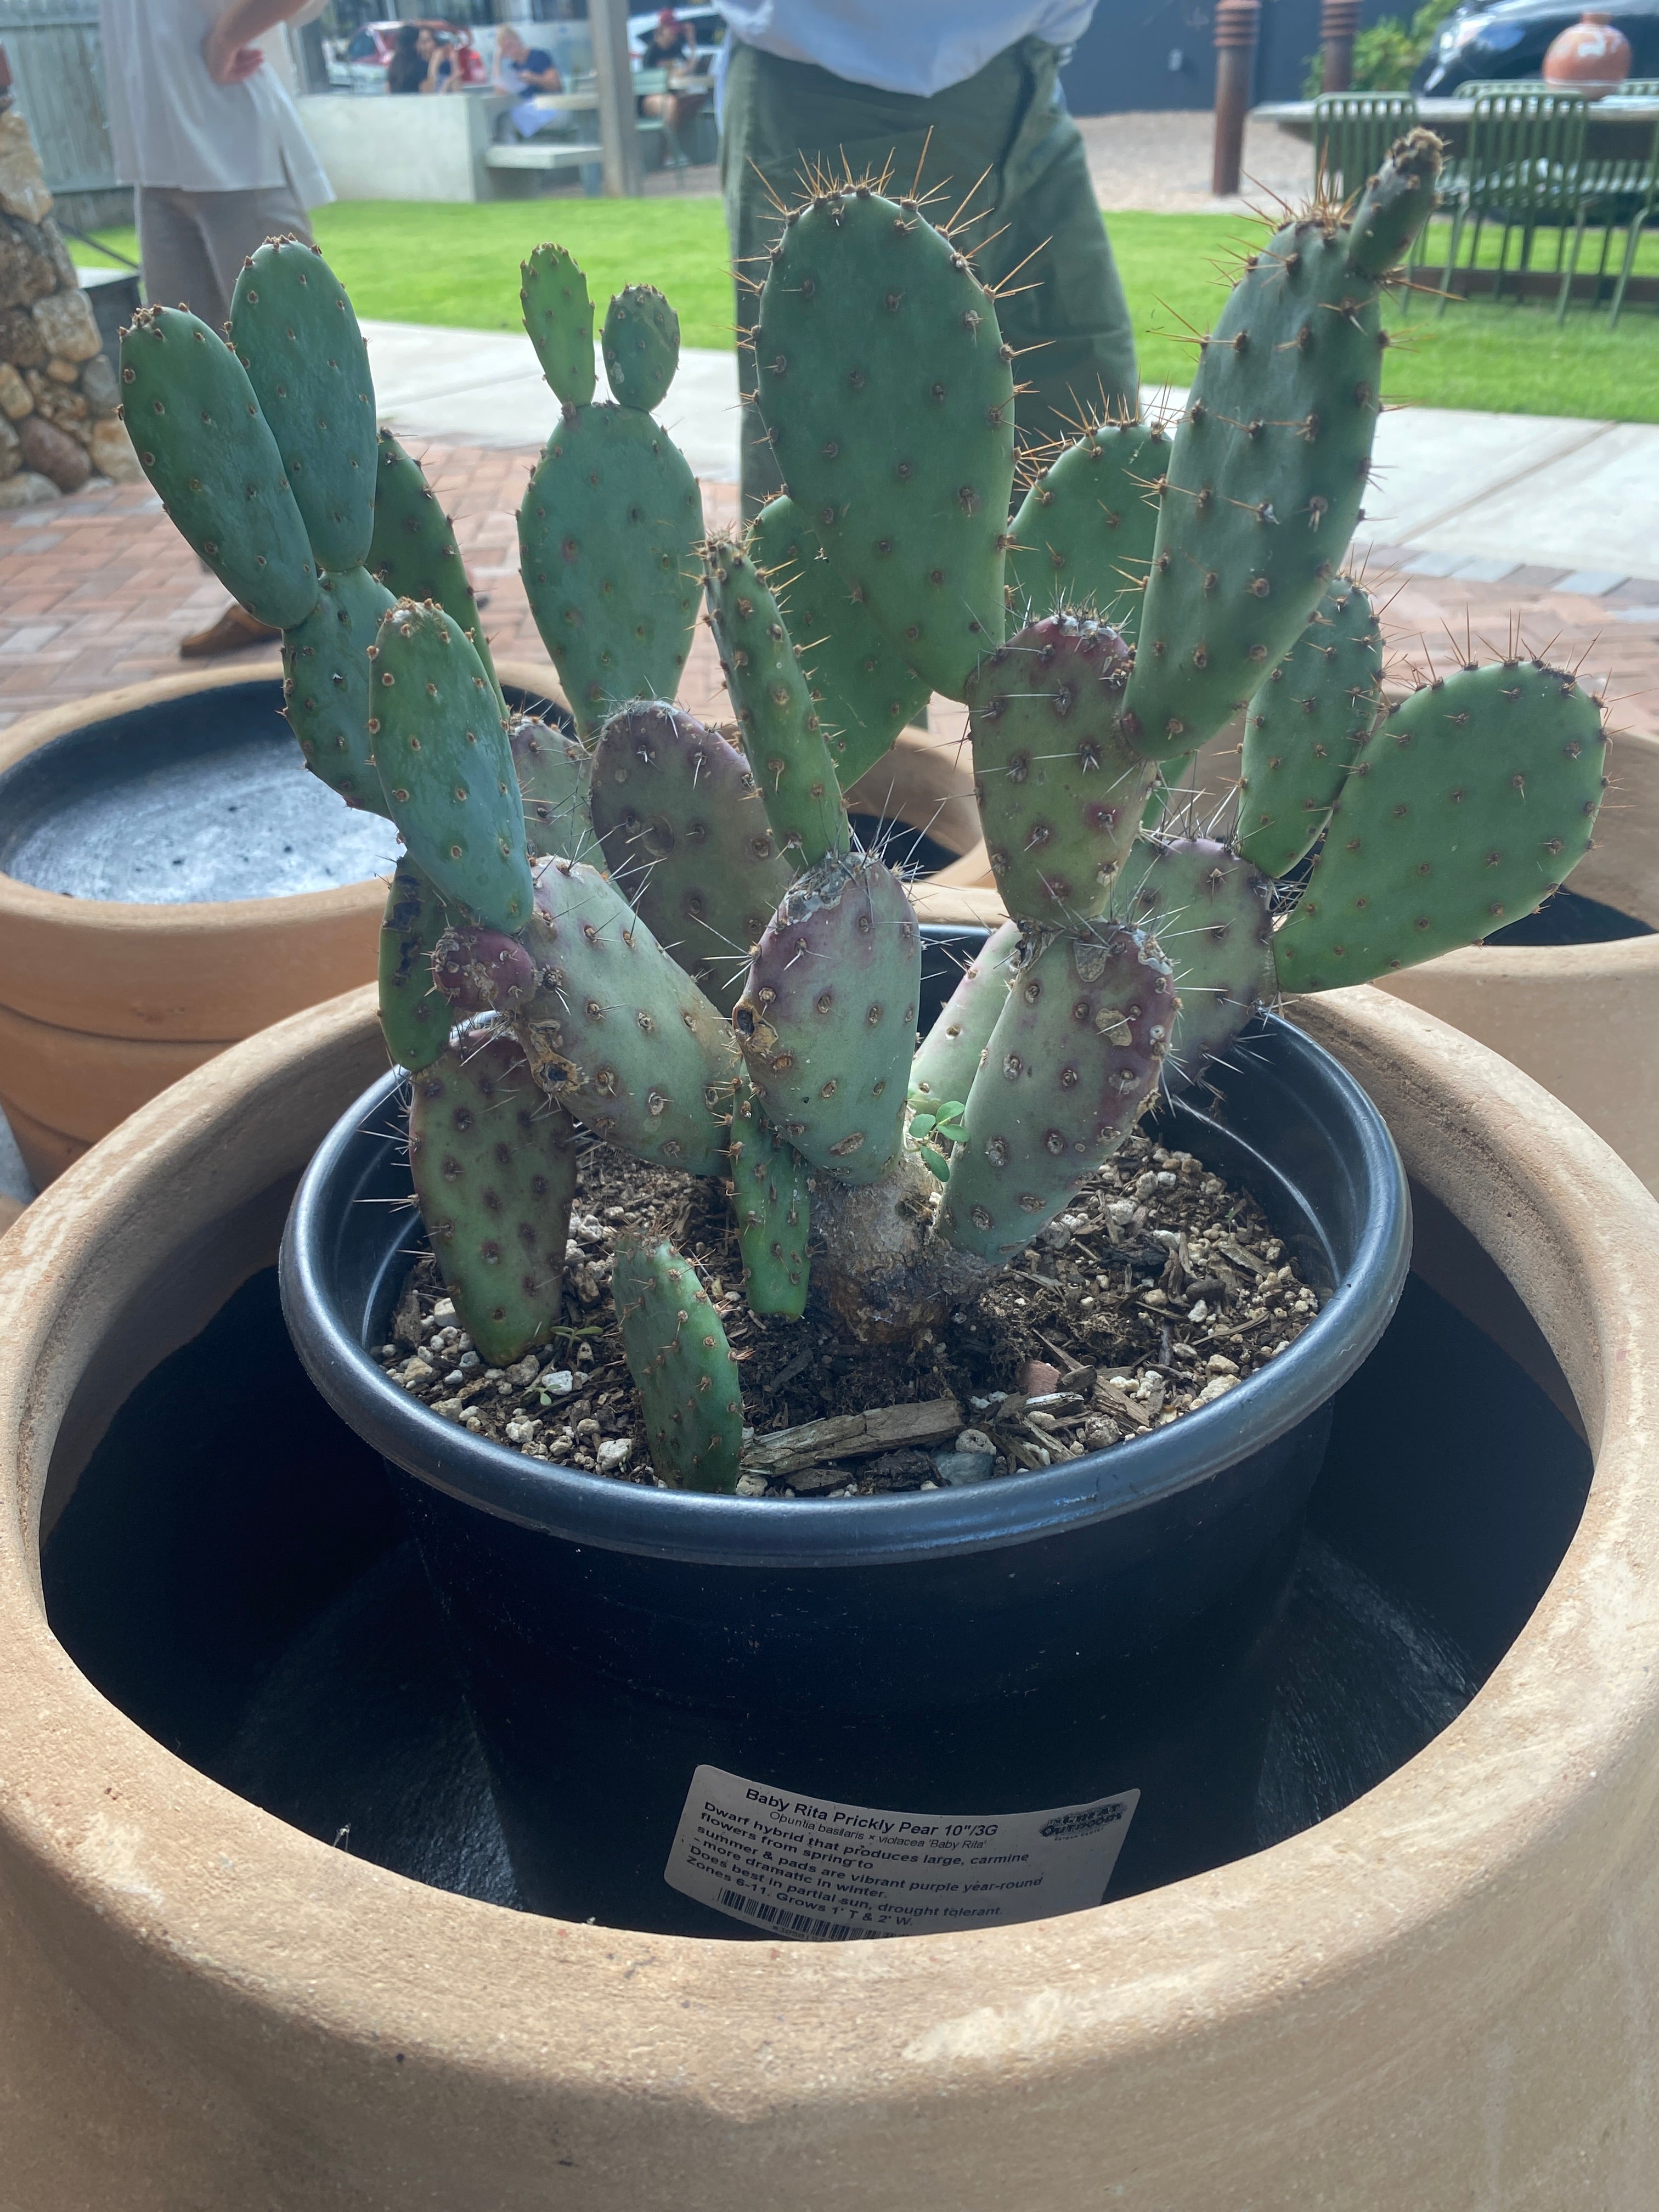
xmin=385 ymin=21 xmax=425 ymax=93
xmin=494 ymin=22 xmax=567 ymax=136
xmin=640 ymin=8 xmax=704 ymax=163
xmin=417 ymin=25 xmax=460 ymax=92
xmin=642 ymin=7 xmax=692 ymax=64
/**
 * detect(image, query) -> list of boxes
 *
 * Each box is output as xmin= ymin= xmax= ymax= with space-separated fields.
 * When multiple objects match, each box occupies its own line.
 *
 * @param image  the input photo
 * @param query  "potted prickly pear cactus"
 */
xmin=123 ymin=132 xmax=1610 ymax=1936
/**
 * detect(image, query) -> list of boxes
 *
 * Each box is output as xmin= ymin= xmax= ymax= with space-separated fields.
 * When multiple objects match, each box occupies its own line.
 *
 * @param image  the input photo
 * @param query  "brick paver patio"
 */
xmin=1 ymin=434 xmax=1654 ymax=744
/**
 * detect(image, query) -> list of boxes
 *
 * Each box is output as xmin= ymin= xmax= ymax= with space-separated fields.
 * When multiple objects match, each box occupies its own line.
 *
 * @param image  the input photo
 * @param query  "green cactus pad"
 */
xmin=613 ymin=1234 xmax=744 ymax=1492
xmin=283 ymin=563 xmax=396 ymax=816
xmin=589 ymin=702 xmax=794 ymax=1013
xmin=368 ymin=600 xmax=533 ymax=932
xmin=517 ymin=858 xmax=738 ymax=1176
xmin=119 ymin=304 xmax=319 ymax=631
xmin=910 ymin=918 xmax=1020 ymax=1102
xmin=702 ymin=535 xmax=851 ymax=866
xmin=749 ymin=494 xmax=929 ymax=783
xmin=601 ymin=283 xmax=679 ymax=414
xmin=729 ymin=1084 xmax=811 ymax=1319
xmin=521 ymin=242 xmax=596 ymax=408
xmin=1347 ymin=129 xmax=1445 ymax=278
xmin=732 ymin=853 xmax=919 ymax=1187
xmin=1120 ymin=145 xmax=1437 ymax=763
xmin=1273 ymin=659 xmax=1607 ymax=992
xmin=378 ymin=860 xmax=452 ymax=1074
xmin=1237 ymin=577 xmax=1384 ymax=881
xmin=511 ymin=714 xmax=594 ymax=862
xmin=940 ymin=921 xmax=1176 ymax=1259
xmin=966 ymin=613 xmax=1154 ymax=923
xmin=408 ymin=1030 xmax=577 ymax=1369
xmin=753 ymin=185 xmax=1013 ymax=699
xmin=518 ymin=403 xmax=703 ymax=738
xmin=228 ymin=238 xmax=377 ymax=574
xmin=369 ymin=429 xmax=503 ymax=707
xmin=1119 ymin=837 xmax=1277 ymax=1085
xmin=1006 ymin=420 xmax=1168 ymax=644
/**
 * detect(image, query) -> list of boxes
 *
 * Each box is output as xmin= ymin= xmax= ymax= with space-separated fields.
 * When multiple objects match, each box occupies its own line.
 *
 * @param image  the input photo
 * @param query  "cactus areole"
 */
xmin=127 ymin=135 xmax=1607 ymax=1503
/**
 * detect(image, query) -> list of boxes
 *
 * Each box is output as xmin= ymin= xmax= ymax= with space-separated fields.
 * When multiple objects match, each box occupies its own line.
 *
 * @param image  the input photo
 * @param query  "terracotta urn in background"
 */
xmin=1543 ymin=11 xmax=1632 ymax=95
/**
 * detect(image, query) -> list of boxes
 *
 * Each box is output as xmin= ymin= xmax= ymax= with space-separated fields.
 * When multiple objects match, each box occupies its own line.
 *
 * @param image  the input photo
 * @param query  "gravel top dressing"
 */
xmin=374 ymin=1127 xmax=1321 ymax=1500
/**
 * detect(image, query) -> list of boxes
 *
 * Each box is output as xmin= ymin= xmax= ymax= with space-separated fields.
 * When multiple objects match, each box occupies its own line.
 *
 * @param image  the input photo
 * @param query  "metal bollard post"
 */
xmin=1211 ymin=0 xmax=1261 ymax=198
xmin=1321 ymin=0 xmax=1360 ymax=93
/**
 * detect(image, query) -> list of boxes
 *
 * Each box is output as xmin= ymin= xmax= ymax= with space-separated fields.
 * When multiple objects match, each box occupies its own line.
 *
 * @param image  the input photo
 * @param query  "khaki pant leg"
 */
xmin=135 ymin=184 xmax=227 ymax=324
xmin=719 ymin=37 xmax=1139 ymax=514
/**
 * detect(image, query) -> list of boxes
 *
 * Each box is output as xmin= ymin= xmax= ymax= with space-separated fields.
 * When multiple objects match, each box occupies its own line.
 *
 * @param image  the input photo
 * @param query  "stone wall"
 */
xmin=0 ymin=100 xmax=139 ymax=512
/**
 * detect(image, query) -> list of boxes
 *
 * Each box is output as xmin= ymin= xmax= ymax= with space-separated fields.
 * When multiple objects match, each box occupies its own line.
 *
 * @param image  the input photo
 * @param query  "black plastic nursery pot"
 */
xmin=281 ymin=941 xmax=1410 ymax=1938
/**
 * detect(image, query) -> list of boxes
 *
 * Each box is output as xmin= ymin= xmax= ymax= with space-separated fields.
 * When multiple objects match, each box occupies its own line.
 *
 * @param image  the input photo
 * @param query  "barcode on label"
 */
xmin=718 ymin=1887 xmax=859 ymax=1942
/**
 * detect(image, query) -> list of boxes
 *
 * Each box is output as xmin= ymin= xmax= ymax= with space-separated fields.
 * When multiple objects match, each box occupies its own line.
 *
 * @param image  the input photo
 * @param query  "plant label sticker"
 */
xmin=663 ymin=1765 xmax=1139 ymax=1941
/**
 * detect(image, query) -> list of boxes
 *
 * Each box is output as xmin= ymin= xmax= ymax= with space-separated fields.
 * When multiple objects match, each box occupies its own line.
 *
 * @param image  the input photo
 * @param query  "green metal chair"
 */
xmin=1436 ymin=86 xmax=1589 ymax=317
xmin=1312 ymin=91 xmax=1420 ymax=204
xmin=1561 ymin=108 xmax=1659 ymax=322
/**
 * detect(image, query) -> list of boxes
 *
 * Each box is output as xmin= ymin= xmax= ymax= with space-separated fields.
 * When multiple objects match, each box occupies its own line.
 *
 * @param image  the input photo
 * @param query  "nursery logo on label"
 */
xmin=664 ymin=1768 xmax=1139 ymax=1942
xmin=1040 ymin=1801 xmax=1128 ymax=1841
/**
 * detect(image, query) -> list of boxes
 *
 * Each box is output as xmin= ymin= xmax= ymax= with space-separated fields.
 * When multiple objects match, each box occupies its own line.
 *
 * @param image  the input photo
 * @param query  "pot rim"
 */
xmin=2 ymin=993 xmax=1658 ymax=2134
xmin=0 ymin=657 xmax=566 ymax=934
xmin=278 ymin=1017 xmax=1410 ymax=1570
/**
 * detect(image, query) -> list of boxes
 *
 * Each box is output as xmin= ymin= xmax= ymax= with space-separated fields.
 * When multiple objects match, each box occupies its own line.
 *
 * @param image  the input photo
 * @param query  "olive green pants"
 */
xmin=719 ymin=35 xmax=1138 ymax=514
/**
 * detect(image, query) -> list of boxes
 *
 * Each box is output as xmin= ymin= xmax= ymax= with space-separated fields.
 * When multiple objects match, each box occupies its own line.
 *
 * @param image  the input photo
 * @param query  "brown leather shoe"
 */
xmin=178 ymin=602 xmax=281 ymax=659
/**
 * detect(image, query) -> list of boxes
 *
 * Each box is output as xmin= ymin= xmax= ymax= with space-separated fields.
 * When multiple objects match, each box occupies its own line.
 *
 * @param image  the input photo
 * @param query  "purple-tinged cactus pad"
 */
xmin=941 ymin=921 xmax=1175 ymax=1259
xmin=732 ymin=853 xmax=919 ymax=1187
xmin=590 ymin=702 xmax=794 ymax=1013
xmin=516 ymin=858 xmax=738 ymax=1177
xmin=967 ymin=613 xmax=1153 ymax=924
xmin=408 ymin=1029 xmax=577 ymax=1368
xmin=1119 ymin=837 xmax=1277 ymax=1086
xmin=433 ymin=927 xmax=539 ymax=1015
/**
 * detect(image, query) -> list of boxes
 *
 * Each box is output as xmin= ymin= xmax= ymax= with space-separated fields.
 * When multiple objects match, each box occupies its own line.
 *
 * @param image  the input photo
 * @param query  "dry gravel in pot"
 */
xmin=373 ymin=1131 xmax=1321 ymax=1500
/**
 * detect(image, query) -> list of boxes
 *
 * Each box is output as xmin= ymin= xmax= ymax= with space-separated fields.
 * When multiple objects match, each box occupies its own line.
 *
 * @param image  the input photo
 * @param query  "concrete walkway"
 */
xmin=364 ymin=320 xmax=1659 ymax=590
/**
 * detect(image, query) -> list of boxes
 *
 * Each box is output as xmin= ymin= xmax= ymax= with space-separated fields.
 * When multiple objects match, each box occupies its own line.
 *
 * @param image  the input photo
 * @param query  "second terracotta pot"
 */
xmin=0 ymin=658 xmax=562 ymax=1187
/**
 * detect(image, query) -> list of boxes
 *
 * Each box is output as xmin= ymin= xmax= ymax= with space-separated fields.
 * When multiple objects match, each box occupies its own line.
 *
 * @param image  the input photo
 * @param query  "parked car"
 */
xmin=1415 ymin=0 xmax=1659 ymax=92
xmin=329 ymin=19 xmax=487 ymax=93
xmin=626 ymin=7 xmax=723 ymax=71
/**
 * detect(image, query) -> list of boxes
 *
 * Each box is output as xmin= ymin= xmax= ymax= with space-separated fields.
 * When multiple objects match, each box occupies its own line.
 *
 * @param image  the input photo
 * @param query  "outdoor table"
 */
xmin=1257 ymin=95 xmax=1659 ymax=160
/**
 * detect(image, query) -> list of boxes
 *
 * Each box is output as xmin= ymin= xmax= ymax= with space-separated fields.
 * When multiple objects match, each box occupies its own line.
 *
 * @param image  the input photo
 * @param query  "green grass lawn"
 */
xmin=79 ymin=199 xmax=1659 ymax=423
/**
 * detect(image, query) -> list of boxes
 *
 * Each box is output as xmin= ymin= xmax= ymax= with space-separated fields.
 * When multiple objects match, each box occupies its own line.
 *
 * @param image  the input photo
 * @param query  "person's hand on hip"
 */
xmin=202 ymin=22 xmax=266 ymax=85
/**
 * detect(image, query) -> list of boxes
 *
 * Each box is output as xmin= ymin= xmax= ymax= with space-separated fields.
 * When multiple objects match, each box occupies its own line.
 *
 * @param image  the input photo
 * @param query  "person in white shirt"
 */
xmin=715 ymin=2 xmax=1135 ymax=516
xmin=98 ymin=0 xmax=333 ymax=656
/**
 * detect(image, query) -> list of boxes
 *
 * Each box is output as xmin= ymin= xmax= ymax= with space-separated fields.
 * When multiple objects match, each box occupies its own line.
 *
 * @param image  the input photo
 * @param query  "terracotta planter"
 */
xmin=2 ymin=982 xmax=1657 ymax=2206
xmin=0 ymin=658 xmax=561 ymax=1188
xmin=1376 ymin=728 xmax=1659 ymax=1193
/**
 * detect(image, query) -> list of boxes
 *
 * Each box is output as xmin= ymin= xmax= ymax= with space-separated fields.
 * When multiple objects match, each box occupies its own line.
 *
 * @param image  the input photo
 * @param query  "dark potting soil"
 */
xmin=371 ymin=1132 xmax=1320 ymax=1500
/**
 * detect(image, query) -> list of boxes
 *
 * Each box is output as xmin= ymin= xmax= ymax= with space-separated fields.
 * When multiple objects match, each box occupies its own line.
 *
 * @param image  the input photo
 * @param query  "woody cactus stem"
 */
xmin=121 ymin=149 xmax=1611 ymax=1478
